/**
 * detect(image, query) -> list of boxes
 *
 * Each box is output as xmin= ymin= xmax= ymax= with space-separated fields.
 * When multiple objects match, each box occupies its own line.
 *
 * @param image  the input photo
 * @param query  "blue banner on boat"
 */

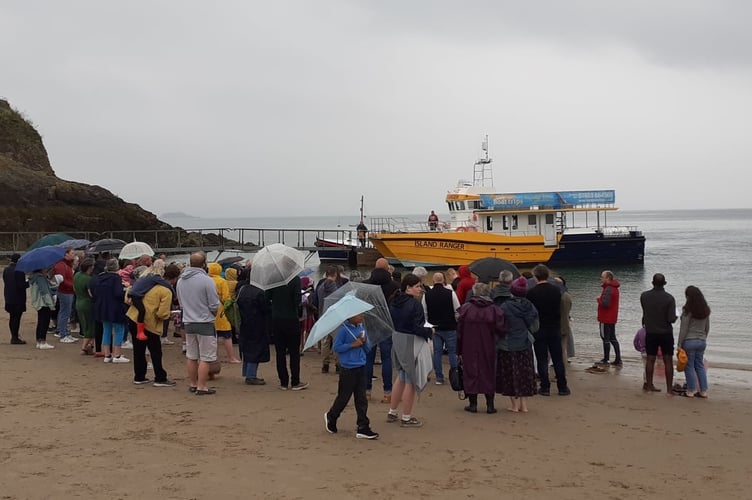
xmin=479 ymin=190 xmax=615 ymax=210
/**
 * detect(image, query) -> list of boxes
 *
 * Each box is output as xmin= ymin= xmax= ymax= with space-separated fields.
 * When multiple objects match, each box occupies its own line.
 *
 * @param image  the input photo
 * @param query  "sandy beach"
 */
xmin=2 ymin=281 xmax=752 ymax=499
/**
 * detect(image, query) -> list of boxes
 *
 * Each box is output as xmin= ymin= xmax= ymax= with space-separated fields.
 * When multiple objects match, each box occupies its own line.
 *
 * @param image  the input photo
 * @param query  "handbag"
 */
xmin=676 ymin=347 xmax=688 ymax=372
xmin=448 ymin=359 xmax=466 ymax=400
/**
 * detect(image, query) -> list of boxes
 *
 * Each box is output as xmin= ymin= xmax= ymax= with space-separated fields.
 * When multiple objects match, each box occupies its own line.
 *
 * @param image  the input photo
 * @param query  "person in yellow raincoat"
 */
xmin=208 ymin=263 xmax=241 ymax=364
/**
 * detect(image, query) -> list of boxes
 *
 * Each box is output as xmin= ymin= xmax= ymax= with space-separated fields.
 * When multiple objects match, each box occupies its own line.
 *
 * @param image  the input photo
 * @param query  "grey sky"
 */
xmin=2 ymin=1 xmax=750 ymax=218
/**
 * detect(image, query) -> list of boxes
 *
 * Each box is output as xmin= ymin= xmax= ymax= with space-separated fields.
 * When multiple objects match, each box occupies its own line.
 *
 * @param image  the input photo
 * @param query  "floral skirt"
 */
xmin=496 ymin=349 xmax=536 ymax=397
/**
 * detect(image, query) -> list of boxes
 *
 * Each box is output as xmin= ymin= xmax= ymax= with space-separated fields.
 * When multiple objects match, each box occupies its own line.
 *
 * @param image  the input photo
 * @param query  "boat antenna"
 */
xmin=359 ymin=195 xmax=364 ymax=222
xmin=474 ymin=134 xmax=493 ymax=187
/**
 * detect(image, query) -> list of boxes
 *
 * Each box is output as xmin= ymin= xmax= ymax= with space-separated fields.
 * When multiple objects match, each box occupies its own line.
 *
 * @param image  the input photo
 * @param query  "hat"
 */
xmin=511 ymin=276 xmax=528 ymax=297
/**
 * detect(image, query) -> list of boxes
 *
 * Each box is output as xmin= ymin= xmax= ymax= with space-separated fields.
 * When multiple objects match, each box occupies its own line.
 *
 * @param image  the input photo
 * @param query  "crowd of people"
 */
xmin=3 ymin=249 xmax=712 ymax=438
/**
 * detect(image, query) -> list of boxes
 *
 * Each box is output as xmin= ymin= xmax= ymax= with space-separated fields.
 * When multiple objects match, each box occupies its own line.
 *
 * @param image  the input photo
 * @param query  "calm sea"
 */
xmin=163 ymin=209 xmax=752 ymax=369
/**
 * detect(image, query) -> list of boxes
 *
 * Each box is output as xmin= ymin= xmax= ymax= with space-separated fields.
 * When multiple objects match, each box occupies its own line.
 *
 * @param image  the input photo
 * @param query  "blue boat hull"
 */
xmin=549 ymin=231 xmax=645 ymax=265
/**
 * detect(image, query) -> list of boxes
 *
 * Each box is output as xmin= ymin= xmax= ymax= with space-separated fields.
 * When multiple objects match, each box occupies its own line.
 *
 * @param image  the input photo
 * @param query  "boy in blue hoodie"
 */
xmin=324 ymin=313 xmax=379 ymax=439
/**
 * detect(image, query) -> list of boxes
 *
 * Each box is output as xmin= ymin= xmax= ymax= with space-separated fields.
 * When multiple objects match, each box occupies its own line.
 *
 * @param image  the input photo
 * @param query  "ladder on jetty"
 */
xmin=0 ymin=227 xmax=360 ymax=257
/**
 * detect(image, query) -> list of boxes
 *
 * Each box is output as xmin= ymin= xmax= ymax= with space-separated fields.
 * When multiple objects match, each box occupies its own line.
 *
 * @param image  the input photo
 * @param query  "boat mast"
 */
xmin=359 ymin=195 xmax=364 ymax=222
xmin=474 ymin=135 xmax=493 ymax=187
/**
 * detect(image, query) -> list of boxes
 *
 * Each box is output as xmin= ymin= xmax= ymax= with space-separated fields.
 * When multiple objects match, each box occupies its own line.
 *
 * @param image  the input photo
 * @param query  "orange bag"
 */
xmin=676 ymin=348 xmax=688 ymax=372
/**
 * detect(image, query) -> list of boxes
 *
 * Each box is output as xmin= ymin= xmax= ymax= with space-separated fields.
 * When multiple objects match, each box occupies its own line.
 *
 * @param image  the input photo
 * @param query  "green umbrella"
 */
xmin=27 ymin=233 xmax=74 ymax=251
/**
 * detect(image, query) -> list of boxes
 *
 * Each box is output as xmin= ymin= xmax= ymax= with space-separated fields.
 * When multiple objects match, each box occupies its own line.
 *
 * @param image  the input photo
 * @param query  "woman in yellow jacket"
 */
xmin=208 ymin=263 xmax=241 ymax=364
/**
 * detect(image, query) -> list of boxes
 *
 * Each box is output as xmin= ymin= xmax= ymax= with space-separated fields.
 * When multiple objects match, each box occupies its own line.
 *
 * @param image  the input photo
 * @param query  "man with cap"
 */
xmin=3 ymin=253 xmax=28 ymax=344
xmin=640 ymin=273 xmax=677 ymax=393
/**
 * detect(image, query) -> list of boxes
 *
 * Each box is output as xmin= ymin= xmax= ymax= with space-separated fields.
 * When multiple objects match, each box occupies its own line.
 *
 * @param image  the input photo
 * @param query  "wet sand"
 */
xmin=1 ymin=284 xmax=752 ymax=498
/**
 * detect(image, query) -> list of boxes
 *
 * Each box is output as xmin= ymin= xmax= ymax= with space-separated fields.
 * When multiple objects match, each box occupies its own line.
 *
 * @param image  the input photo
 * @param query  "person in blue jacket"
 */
xmin=323 ymin=313 xmax=379 ymax=440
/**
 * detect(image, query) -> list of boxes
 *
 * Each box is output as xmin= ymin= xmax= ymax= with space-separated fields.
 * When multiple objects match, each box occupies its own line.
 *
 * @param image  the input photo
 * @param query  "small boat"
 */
xmin=315 ymin=196 xmax=369 ymax=262
xmin=368 ymin=137 xmax=645 ymax=268
xmin=314 ymin=237 xmax=357 ymax=262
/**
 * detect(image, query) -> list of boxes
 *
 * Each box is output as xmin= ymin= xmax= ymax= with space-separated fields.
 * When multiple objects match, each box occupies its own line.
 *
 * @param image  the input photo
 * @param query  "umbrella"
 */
xmin=56 ymin=239 xmax=90 ymax=250
xmin=87 ymin=238 xmax=127 ymax=254
xmin=468 ymin=256 xmax=520 ymax=283
xmin=16 ymin=246 xmax=67 ymax=273
xmin=303 ymin=292 xmax=374 ymax=350
xmin=321 ymin=282 xmax=395 ymax=346
xmin=249 ymin=243 xmax=305 ymax=291
xmin=216 ymin=255 xmax=244 ymax=266
xmin=27 ymin=233 xmax=74 ymax=251
xmin=119 ymin=241 xmax=155 ymax=260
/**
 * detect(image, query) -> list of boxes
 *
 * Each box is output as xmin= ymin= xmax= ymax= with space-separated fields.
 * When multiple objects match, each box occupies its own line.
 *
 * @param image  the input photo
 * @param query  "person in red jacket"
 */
xmin=596 ymin=270 xmax=621 ymax=366
xmin=455 ymin=265 xmax=476 ymax=305
xmin=53 ymin=248 xmax=78 ymax=343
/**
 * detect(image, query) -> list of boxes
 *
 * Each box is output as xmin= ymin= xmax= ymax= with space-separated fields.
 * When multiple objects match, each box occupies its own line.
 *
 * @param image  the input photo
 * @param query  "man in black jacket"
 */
xmin=526 ymin=264 xmax=570 ymax=396
xmin=423 ymin=272 xmax=460 ymax=385
xmin=640 ymin=273 xmax=677 ymax=393
xmin=3 ymin=254 xmax=29 ymax=344
xmin=365 ymin=258 xmax=399 ymax=402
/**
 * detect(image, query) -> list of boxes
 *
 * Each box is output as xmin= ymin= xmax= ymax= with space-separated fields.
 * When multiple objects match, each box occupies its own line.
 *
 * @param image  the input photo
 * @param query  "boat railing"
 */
xmin=0 ymin=227 xmax=360 ymax=256
xmin=370 ymin=217 xmax=431 ymax=233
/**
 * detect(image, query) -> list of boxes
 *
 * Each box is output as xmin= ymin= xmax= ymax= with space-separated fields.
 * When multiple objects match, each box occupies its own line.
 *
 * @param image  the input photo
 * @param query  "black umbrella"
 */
xmin=468 ymin=257 xmax=520 ymax=283
xmin=216 ymin=255 xmax=244 ymax=266
xmin=87 ymin=238 xmax=127 ymax=254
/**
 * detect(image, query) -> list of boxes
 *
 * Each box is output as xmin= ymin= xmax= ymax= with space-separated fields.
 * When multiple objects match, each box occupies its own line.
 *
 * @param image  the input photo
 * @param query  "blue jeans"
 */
xmin=365 ymin=337 xmax=393 ymax=393
xmin=102 ymin=321 xmax=126 ymax=347
xmin=57 ymin=293 xmax=74 ymax=338
xmin=243 ymin=361 xmax=258 ymax=379
xmin=683 ymin=338 xmax=707 ymax=392
xmin=432 ymin=329 xmax=457 ymax=382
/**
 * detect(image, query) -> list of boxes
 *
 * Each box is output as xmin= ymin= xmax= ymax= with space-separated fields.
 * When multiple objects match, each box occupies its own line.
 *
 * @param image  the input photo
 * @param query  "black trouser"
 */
xmin=8 ymin=308 xmax=23 ymax=339
xmin=599 ymin=322 xmax=621 ymax=361
xmin=533 ymin=326 xmax=568 ymax=392
xmin=273 ymin=318 xmax=301 ymax=387
xmin=35 ymin=307 xmax=52 ymax=341
xmin=129 ymin=319 xmax=167 ymax=383
xmin=94 ymin=320 xmax=104 ymax=352
xmin=328 ymin=365 xmax=370 ymax=431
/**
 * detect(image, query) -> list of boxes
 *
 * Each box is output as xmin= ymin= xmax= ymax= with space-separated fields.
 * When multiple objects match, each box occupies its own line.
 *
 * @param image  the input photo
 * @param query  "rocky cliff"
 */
xmin=0 ymin=98 xmax=171 ymax=234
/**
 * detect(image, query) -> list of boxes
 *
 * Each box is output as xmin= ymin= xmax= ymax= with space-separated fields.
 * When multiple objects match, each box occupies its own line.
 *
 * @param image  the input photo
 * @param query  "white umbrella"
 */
xmin=119 ymin=241 xmax=155 ymax=260
xmin=249 ymin=243 xmax=305 ymax=291
xmin=323 ymin=282 xmax=394 ymax=346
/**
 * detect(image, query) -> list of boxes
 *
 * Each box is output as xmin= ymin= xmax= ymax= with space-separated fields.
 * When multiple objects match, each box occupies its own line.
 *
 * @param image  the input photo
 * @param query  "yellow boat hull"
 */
xmin=368 ymin=231 xmax=560 ymax=267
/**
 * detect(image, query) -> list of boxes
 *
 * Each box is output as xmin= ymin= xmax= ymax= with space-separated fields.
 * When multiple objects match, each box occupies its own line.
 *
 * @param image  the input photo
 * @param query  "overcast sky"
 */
xmin=2 ymin=1 xmax=750 ymax=218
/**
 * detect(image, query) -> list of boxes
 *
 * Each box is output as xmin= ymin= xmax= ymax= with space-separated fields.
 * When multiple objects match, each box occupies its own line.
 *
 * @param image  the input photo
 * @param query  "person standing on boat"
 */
xmin=597 ymin=270 xmax=622 ymax=366
xmin=428 ymin=210 xmax=439 ymax=231
xmin=356 ymin=220 xmax=368 ymax=248
xmin=640 ymin=273 xmax=677 ymax=393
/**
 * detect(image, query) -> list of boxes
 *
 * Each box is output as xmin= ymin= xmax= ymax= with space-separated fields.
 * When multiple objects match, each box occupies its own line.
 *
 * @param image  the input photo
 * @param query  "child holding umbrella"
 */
xmin=324 ymin=312 xmax=379 ymax=440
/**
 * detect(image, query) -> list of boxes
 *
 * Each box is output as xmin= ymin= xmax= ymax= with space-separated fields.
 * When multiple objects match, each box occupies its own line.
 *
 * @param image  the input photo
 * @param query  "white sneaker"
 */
xmin=69 ymin=325 xmax=80 ymax=333
xmin=160 ymin=337 xmax=175 ymax=345
xmin=60 ymin=336 xmax=78 ymax=343
xmin=121 ymin=340 xmax=133 ymax=349
xmin=38 ymin=342 xmax=55 ymax=350
xmin=103 ymin=356 xmax=113 ymax=363
xmin=112 ymin=355 xmax=130 ymax=363
xmin=53 ymin=333 xmax=61 ymax=338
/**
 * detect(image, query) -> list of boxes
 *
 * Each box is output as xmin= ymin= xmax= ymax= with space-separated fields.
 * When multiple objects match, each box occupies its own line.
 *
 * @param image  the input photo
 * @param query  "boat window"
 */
xmin=470 ymin=200 xmax=482 ymax=209
xmin=446 ymin=201 xmax=453 ymax=212
xmin=511 ymin=215 xmax=518 ymax=230
xmin=545 ymin=213 xmax=554 ymax=224
xmin=486 ymin=216 xmax=493 ymax=231
xmin=502 ymin=215 xmax=508 ymax=230
xmin=456 ymin=201 xmax=465 ymax=210
xmin=528 ymin=215 xmax=536 ymax=226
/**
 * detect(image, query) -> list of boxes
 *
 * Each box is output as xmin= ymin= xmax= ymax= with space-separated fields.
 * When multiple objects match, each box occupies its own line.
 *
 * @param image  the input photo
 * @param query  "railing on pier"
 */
xmin=0 ymin=227 xmax=360 ymax=257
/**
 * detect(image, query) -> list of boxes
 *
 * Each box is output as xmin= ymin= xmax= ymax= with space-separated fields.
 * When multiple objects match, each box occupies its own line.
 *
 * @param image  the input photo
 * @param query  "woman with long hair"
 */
xmin=387 ymin=273 xmax=434 ymax=428
xmin=678 ymin=285 xmax=711 ymax=398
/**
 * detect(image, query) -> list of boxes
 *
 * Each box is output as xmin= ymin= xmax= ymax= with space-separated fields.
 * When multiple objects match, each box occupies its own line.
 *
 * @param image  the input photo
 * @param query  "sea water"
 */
xmin=163 ymin=209 xmax=752 ymax=368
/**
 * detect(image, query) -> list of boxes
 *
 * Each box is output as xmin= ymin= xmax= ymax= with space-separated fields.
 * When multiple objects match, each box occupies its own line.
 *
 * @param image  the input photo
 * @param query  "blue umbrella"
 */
xmin=16 ymin=246 xmax=67 ymax=273
xmin=56 ymin=239 xmax=90 ymax=250
xmin=303 ymin=292 xmax=373 ymax=350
